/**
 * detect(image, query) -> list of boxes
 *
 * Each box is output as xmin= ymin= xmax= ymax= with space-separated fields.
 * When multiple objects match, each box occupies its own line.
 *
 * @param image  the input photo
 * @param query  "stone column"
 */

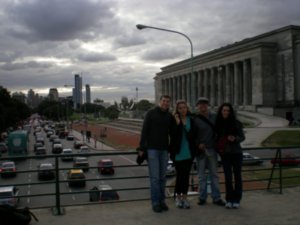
xmin=295 ymin=37 xmax=300 ymax=104
xmin=210 ymin=68 xmax=216 ymax=106
xmin=233 ymin=62 xmax=240 ymax=106
xmin=186 ymin=74 xmax=190 ymax=104
xmin=204 ymin=69 xmax=209 ymax=98
xmin=243 ymin=59 xmax=251 ymax=105
xmin=172 ymin=77 xmax=176 ymax=106
xmin=217 ymin=66 xmax=223 ymax=106
xmin=225 ymin=64 xmax=231 ymax=102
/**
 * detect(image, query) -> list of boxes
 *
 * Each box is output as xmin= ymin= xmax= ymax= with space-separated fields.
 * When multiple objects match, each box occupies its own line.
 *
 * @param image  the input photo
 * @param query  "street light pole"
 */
xmin=136 ymin=24 xmax=195 ymax=109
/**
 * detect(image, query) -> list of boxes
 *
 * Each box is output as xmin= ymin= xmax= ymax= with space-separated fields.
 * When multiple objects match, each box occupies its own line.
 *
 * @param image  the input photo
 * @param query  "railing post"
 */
xmin=52 ymin=155 xmax=65 ymax=215
xmin=278 ymin=148 xmax=283 ymax=194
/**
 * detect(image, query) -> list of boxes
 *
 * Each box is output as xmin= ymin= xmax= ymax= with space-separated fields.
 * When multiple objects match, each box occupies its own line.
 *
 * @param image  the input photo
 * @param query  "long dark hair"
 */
xmin=215 ymin=103 xmax=238 ymax=136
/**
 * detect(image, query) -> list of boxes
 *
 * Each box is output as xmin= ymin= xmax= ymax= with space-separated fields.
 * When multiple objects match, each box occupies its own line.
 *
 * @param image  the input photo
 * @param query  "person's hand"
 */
xmin=198 ymin=144 xmax=206 ymax=150
xmin=138 ymin=150 xmax=145 ymax=157
xmin=174 ymin=113 xmax=180 ymax=125
xmin=227 ymin=135 xmax=236 ymax=142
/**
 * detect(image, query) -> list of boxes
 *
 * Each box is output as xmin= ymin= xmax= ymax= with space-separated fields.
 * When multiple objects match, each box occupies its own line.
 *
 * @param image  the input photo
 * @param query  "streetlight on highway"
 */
xmin=136 ymin=24 xmax=195 ymax=109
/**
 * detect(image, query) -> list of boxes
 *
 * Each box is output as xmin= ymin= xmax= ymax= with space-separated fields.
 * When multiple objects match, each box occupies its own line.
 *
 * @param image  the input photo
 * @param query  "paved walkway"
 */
xmin=32 ymin=187 xmax=300 ymax=225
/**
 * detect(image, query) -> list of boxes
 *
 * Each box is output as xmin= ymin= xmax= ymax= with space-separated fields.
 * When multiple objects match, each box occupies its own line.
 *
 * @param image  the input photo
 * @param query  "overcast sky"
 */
xmin=0 ymin=0 xmax=300 ymax=103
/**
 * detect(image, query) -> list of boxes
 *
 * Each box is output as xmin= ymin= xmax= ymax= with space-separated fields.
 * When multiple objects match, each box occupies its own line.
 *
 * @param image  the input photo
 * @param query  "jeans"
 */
xmin=196 ymin=148 xmax=222 ymax=201
xmin=221 ymin=153 xmax=243 ymax=203
xmin=147 ymin=149 xmax=169 ymax=206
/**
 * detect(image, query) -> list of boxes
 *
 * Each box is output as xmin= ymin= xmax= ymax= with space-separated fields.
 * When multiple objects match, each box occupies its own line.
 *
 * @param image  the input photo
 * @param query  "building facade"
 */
xmin=85 ymin=84 xmax=91 ymax=104
xmin=48 ymin=88 xmax=59 ymax=101
xmin=73 ymin=74 xmax=82 ymax=109
xmin=154 ymin=25 xmax=300 ymax=119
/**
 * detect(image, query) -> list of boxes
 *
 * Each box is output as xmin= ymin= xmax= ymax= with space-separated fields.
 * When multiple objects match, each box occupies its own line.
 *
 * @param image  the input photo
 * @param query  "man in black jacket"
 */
xmin=138 ymin=95 xmax=175 ymax=213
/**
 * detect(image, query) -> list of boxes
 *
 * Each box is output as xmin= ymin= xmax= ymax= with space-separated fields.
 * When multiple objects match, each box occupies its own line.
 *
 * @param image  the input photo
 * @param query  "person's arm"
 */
xmin=227 ymin=121 xmax=245 ymax=143
xmin=139 ymin=110 xmax=151 ymax=153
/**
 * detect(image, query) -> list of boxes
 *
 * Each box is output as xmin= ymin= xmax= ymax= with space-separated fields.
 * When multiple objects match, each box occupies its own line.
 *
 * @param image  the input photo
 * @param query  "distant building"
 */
xmin=73 ymin=74 xmax=82 ymax=109
xmin=155 ymin=25 xmax=300 ymax=119
xmin=12 ymin=92 xmax=26 ymax=103
xmin=27 ymin=89 xmax=41 ymax=108
xmin=85 ymin=84 xmax=91 ymax=104
xmin=48 ymin=88 xmax=59 ymax=101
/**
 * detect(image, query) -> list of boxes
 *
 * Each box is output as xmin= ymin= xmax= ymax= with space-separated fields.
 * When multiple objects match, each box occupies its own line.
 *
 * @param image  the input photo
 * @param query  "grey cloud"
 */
xmin=0 ymin=61 xmax=52 ymax=71
xmin=77 ymin=52 xmax=116 ymax=62
xmin=113 ymin=33 xmax=146 ymax=48
xmin=0 ymin=51 xmax=21 ymax=63
xmin=141 ymin=47 xmax=185 ymax=61
xmin=6 ymin=0 xmax=117 ymax=42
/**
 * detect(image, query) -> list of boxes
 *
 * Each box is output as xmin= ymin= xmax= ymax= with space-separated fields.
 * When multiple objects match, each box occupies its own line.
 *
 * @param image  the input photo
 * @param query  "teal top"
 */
xmin=175 ymin=116 xmax=192 ymax=161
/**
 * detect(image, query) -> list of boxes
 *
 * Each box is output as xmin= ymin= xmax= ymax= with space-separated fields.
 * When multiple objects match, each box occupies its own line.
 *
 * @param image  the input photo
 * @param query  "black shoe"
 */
xmin=160 ymin=202 xmax=169 ymax=211
xmin=213 ymin=199 xmax=226 ymax=206
xmin=152 ymin=204 xmax=162 ymax=213
xmin=198 ymin=199 xmax=206 ymax=205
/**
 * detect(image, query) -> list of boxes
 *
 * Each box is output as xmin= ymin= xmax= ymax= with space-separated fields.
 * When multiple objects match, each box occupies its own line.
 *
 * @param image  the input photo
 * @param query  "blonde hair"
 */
xmin=174 ymin=99 xmax=191 ymax=115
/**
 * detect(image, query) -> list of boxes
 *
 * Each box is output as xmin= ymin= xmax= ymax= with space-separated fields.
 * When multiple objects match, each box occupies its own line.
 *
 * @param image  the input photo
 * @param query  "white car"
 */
xmin=61 ymin=148 xmax=73 ymax=161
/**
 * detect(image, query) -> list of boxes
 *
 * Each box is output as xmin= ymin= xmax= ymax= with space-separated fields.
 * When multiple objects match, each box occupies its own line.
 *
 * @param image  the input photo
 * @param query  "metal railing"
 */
xmin=0 ymin=147 xmax=299 ymax=215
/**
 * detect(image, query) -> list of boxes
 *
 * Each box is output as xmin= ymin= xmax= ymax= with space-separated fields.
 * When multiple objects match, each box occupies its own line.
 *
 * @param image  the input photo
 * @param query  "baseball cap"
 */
xmin=196 ymin=97 xmax=209 ymax=105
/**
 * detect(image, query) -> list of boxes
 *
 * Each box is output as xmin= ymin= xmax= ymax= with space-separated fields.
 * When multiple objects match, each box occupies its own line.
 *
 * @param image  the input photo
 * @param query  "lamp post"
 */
xmin=136 ymin=24 xmax=195 ymax=109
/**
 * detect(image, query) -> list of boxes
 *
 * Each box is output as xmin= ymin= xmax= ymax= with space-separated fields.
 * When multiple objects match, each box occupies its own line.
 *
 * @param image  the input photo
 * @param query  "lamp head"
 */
xmin=136 ymin=24 xmax=147 ymax=30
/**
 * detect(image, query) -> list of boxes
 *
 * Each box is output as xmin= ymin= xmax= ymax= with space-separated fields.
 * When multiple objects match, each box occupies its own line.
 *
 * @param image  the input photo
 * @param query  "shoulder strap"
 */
xmin=196 ymin=114 xmax=216 ymax=132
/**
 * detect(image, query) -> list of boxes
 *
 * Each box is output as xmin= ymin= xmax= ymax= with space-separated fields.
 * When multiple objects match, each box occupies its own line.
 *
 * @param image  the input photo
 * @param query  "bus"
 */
xmin=7 ymin=130 xmax=29 ymax=156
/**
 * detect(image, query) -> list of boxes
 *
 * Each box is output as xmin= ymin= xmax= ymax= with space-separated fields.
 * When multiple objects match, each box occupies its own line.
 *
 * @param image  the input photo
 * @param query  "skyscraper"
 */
xmin=85 ymin=84 xmax=91 ymax=104
xmin=74 ymin=74 xmax=82 ymax=109
xmin=48 ymin=88 xmax=59 ymax=101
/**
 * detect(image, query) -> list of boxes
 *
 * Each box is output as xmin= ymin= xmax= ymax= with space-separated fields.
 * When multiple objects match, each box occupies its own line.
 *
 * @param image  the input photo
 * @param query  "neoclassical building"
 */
xmin=154 ymin=25 xmax=300 ymax=119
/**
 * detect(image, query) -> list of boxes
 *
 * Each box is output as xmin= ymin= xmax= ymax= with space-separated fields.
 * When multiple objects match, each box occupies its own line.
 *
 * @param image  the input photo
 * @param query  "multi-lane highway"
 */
xmin=0 ymin=129 xmax=151 ymax=208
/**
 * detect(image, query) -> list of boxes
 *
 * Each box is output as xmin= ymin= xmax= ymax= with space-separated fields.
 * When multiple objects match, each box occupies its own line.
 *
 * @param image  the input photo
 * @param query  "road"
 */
xmin=0 ymin=128 xmax=150 ymax=208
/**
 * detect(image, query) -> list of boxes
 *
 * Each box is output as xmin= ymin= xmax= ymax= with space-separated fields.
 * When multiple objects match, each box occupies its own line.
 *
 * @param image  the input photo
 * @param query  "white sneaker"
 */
xmin=175 ymin=199 xmax=183 ymax=208
xmin=232 ymin=203 xmax=240 ymax=209
xmin=225 ymin=202 xmax=233 ymax=209
xmin=182 ymin=199 xmax=190 ymax=209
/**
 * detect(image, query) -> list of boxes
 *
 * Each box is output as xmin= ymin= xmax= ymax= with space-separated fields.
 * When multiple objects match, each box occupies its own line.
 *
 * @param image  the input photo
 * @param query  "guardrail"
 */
xmin=0 ymin=147 xmax=299 ymax=215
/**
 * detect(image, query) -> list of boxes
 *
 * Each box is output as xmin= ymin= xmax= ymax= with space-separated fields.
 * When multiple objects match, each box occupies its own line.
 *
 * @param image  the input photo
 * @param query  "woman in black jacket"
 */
xmin=215 ymin=103 xmax=245 ymax=209
xmin=170 ymin=100 xmax=196 ymax=209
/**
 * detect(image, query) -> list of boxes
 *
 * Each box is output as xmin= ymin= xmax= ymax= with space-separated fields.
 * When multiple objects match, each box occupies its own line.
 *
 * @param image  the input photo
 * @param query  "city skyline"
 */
xmin=0 ymin=0 xmax=300 ymax=103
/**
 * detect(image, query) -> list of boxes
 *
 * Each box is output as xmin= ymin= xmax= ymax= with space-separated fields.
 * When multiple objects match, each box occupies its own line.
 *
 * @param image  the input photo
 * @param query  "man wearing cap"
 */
xmin=194 ymin=97 xmax=225 ymax=206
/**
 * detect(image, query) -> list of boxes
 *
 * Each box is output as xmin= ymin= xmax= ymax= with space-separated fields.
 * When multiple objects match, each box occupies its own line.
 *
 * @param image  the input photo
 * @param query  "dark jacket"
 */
xmin=216 ymin=120 xmax=245 ymax=154
xmin=169 ymin=115 xmax=196 ymax=161
xmin=139 ymin=106 xmax=175 ymax=151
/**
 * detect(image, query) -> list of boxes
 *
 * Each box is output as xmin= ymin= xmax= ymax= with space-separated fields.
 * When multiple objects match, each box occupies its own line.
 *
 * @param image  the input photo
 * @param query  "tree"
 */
xmin=121 ymin=96 xmax=129 ymax=110
xmin=135 ymin=99 xmax=154 ymax=111
xmin=104 ymin=105 xmax=119 ymax=120
xmin=0 ymin=86 xmax=31 ymax=132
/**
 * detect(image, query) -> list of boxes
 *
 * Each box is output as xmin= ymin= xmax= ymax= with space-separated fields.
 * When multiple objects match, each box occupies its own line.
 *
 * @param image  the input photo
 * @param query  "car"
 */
xmin=52 ymin=138 xmax=62 ymax=146
xmin=271 ymin=154 xmax=300 ymax=166
xmin=37 ymin=163 xmax=55 ymax=180
xmin=35 ymin=136 xmax=45 ymax=145
xmin=98 ymin=159 xmax=114 ymax=175
xmin=66 ymin=134 xmax=75 ymax=141
xmin=35 ymin=146 xmax=47 ymax=155
xmin=166 ymin=160 xmax=175 ymax=176
xmin=0 ymin=161 xmax=17 ymax=177
xmin=73 ymin=157 xmax=89 ymax=171
xmin=74 ymin=140 xmax=84 ymax=149
xmin=242 ymin=152 xmax=264 ymax=166
xmin=34 ymin=142 xmax=44 ymax=152
xmin=67 ymin=169 xmax=86 ymax=187
xmin=0 ymin=142 xmax=8 ymax=153
xmin=89 ymin=184 xmax=120 ymax=202
xmin=0 ymin=186 xmax=19 ymax=207
xmin=46 ymin=130 xmax=54 ymax=138
xmin=52 ymin=143 xmax=63 ymax=154
xmin=49 ymin=134 xmax=59 ymax=142
xmin=79 ymin=146 xmax=90 ymax=155
xmin=61 ymin=148 xmax=73 ymax=161
xmin=98 ymin=184 xmax=119 ymax=201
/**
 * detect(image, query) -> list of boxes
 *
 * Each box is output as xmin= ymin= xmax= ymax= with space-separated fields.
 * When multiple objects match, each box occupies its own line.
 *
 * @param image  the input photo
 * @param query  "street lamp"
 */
xmin=136 ymin=24 xmax=195 ymax=109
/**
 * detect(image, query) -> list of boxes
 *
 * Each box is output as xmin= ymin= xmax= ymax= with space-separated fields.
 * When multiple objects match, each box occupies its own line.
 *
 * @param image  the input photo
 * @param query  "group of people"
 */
xmin=138 ymin=95 xmax=245 ymax=213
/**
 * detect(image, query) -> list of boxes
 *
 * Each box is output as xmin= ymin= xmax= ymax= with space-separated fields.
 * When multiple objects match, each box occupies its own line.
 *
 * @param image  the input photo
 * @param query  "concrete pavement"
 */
xmin=32 ymin=187 xmax=300 ymax=225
